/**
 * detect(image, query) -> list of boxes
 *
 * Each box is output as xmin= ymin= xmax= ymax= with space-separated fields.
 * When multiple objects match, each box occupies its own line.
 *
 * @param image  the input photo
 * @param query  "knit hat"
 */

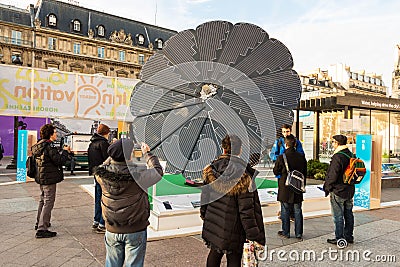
xmin=107 ymin=138 xmax=134 ymax=162
xmin=97 ymin=124 xmax=110 ymax=136
xmin=333 ymin=134 xmax=347 ymax=145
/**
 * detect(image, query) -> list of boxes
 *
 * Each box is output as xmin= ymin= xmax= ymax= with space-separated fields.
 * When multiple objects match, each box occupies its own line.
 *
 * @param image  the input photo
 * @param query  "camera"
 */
xmin=133 ymin=143 xmax=143 ymax=158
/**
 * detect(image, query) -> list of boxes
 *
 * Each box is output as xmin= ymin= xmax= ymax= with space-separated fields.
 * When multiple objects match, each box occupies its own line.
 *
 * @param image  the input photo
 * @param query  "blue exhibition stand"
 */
xmin=16 ymin=130 xmax=28 ymax=182
xmin=354 ymin=134 xmax=372 ymax=209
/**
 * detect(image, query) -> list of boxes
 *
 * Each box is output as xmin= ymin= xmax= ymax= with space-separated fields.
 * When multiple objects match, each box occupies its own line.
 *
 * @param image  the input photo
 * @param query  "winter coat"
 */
xmin=269 ymin=136 xmax=304 ymax=162
xmin=324 ymin=146 xmax=355 ymax=200
xmin=88 ymin=133 xmax=109 ymax=175
xmin=200 ymin=154 xmax=266 ymax=253
xmin=31 ymin=139 xmax=69 ymax=185
xmin=94 ymin=152 xmax=163 ymax=234
xmin=273 ymin=148 xmax=307 ymax=203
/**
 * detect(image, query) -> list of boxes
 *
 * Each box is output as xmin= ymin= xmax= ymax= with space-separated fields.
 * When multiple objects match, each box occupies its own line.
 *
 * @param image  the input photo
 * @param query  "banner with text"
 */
xmin=0 ymin=65 xmax=139 ymax=121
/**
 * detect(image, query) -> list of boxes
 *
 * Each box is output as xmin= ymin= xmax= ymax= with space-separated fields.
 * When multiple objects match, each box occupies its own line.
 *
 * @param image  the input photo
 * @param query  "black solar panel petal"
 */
xmin=130 ymin=21 xmax=302 ymax=180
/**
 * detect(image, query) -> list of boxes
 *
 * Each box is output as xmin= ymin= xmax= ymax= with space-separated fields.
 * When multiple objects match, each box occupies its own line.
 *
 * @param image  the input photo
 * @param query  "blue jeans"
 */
xmin=94 ymin=178 xmax=104 ymax=225
xmin=280 ymin=202 xmax=303 ymax=238
xmin=105 ymin=230 xmax=147 ymax=267
xmin=330 ymin=193 xmax=354 ymax=241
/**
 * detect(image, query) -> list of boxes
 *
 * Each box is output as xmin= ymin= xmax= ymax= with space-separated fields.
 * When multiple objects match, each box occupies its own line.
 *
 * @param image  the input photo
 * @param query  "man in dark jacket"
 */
xmin=94 ymin=138 xmax=163 ymax=267
xmin=88 ymin=123 xmax=110 ymax=233
xmin=32 ymin=124 xmax=70 ymax=238
xmin=323 ymin=134 xmax=355 ymax=245
xmin=273 ymin=134 xmax=307 ymax=239
xmin=201 ymin=135 xmax=265 ymax=267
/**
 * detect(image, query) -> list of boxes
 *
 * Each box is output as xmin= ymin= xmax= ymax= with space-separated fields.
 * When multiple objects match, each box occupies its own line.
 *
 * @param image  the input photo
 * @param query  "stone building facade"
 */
xmin=0 ymin=0 xmax=177 ymax=78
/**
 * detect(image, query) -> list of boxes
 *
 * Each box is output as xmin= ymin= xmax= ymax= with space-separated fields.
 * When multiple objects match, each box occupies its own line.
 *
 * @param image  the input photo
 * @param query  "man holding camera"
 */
xmin=32 ymin=124 xmax=70 ymax=238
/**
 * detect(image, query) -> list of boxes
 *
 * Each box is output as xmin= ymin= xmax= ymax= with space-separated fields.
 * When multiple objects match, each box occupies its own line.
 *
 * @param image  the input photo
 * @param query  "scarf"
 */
xmin=333 ymin=145 xmax=348 ymax=155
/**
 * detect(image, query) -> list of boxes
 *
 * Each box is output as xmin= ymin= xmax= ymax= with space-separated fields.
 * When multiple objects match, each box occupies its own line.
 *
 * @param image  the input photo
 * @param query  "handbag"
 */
xmin=283 ymin=154 xmax=306 ymax=194
xmin=242 ymin=241 xmax=264 ymax=267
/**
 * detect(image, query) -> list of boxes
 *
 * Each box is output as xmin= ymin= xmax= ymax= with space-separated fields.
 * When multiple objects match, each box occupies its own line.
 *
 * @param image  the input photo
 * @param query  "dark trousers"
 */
xmin=70 ymin=157 xmax=76 ymax=173
xmin=206 ymin=248 xmax=243 ymax=267
xmin=94 ymin=178 xmax=105 ymax=225
xmin=280 ymin=202 xmax=303 ymax=238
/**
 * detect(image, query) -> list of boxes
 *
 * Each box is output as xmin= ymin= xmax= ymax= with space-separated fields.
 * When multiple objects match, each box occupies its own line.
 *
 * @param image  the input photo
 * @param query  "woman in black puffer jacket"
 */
xmin=200 ymin=135 xmax=265 ymax=267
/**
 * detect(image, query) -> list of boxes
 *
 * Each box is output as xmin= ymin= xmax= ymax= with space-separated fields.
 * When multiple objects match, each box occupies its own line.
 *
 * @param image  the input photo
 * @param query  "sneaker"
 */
xmin=277 ymin=231 xmax=290 ymax=238
xmin=92 ymin=222 xmax=99 ymax=230
xmin=70 ymin=172 xmax=76 ymax=176
xmin=295 ymin=236 xmax=303 ymax=241
xmin=35 ymin=230 xmax=57 ymax=238
xmin=35 ymin=222 xmax=51 ymax=230
xmin=346 ymin=239 xmax=354 ymax=244
xmin=96 ymin=225 xmax=106 ymax=234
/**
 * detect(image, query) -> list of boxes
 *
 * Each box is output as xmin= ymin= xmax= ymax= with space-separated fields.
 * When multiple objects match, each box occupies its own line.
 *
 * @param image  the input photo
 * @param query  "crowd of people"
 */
xmin=30 ymin=122 xmax=356 ymax=267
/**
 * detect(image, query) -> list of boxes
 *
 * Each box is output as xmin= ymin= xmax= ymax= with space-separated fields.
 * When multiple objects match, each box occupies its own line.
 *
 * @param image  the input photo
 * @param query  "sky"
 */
xmin=5 ymin=0 xmax=400 ymax=91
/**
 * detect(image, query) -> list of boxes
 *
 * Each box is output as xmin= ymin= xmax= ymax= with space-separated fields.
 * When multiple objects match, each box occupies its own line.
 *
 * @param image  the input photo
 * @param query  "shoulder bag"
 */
xmin=283 ymin=154 xmax=306 ymax=194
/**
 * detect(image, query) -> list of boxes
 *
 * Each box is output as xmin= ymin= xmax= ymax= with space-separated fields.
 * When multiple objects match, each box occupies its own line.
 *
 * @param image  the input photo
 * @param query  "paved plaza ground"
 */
xmin=0 ymin=156 xmax=399 ymax=266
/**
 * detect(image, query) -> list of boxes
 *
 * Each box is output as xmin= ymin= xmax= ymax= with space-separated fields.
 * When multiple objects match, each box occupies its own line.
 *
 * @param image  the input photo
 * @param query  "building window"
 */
xmin=48 ymin=14 xmax=57 ymax=27
xmin=48 ymin=37 xmax=57 ymax=50
xmin=73 ymin=20 xmax=81 ymax=32
xmin=119 ymin=50 xmax=125 ymax=61
xmin=155 ymin=38 xmax=163 ymax=49
xmin=138 ymin=54 xmax=144 ymax=65
xmin=11 ymin=52 xmax=22 ymax=65
xmin=97 ymin=25 xmax=105 ymax=37
xmin=11 ymin=30 xmax=22 ymax=45
xmin=136 ymin=34 xmax=145 ymax=45
xmin=73 ymin=43 xmax=81 ymax=54
xmin=98 ymin=47 xmax=105 ymax=58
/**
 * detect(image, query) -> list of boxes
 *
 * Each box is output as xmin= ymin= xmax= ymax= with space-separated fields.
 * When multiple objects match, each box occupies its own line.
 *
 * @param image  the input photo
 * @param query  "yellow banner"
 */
xmin=0 ymin=64 xmax=138 ymax=121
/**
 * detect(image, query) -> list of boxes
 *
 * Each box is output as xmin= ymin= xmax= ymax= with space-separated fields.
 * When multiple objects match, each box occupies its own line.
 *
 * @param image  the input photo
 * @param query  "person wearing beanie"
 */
xmin=88 ymin=123 xmax=110 ymax=233
xmin=94 ymin=139 xmax=163 ymax=267
xmin=323 ymin=134 xmax=355 ymax=245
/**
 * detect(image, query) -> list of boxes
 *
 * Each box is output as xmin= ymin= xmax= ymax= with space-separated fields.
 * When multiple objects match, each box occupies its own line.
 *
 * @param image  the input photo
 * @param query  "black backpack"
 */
xmin=26 ymin=155 xmax=37 ymax=178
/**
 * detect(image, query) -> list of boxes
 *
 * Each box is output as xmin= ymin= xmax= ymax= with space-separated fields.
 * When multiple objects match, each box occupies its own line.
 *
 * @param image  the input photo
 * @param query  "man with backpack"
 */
xmin=323 ymin=134 xmax=355 ymax=245
xmin=32 ymin=124 xmax=70 ymax=238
